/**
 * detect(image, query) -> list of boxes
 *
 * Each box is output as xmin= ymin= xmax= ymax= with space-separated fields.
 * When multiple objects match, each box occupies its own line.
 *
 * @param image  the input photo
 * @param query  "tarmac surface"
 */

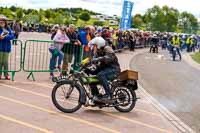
xmin=131 ymin=49 xmax=200 ymax=132
xmin=0 ymin=32 xmax=185 ymax=133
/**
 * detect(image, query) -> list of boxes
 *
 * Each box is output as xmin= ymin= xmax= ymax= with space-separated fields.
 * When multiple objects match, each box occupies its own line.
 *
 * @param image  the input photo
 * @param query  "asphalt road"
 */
xmin=0 ymin=33 xmax=179 ymax=133
xmin=131 ymin=49 xmax=200 ymax=132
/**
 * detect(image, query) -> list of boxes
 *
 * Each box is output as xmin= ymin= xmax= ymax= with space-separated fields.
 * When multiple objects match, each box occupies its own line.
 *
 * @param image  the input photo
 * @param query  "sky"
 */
xmin=0 ymin=0 xmax=200 ymax=19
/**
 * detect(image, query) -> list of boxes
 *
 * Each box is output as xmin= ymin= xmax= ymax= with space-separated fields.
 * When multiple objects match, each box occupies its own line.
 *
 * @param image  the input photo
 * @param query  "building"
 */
xmin=92 ymin=14 xmax=119 ymax=22
xmin=109 ymin=20 xmax=118 ymax=26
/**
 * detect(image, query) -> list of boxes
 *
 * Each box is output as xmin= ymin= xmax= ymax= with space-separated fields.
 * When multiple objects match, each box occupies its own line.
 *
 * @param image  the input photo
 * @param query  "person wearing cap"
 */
xmin=0 ymin=15 xmax=14 ymax=80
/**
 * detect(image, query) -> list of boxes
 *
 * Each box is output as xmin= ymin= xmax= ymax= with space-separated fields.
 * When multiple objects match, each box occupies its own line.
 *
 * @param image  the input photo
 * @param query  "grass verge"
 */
xmin=191 ymin=52 xmax=200 ymax=64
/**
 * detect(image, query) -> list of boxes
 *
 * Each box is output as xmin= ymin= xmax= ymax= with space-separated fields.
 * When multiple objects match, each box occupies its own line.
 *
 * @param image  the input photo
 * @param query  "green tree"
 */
xmin=25 ymin=9 xmax=34 ymax=15
xmin=79 ymin=12 xmax=91 ymax=22
xmin=64 ymin=18 xmax=70 ymax=25
xmin=54 ymin=13 xmax=64 ymax=24
xmin=31 ymin=10 xmax=38 ymax=15
xmin=45 ymin=9 xmax=51 ymax=19
xmin=144 ymin=5 xmax=165 ymax=31
xmin=16 ymin=8 xmax=23 ymax=21
xmin=10 ymin=6 xmax=17 ymax=12
xmin=93 ymin=21 xmax=104 ymax=26
xmin=179 ymin=11 xmax=198 ymax=33
xmin=24 ymin=14 xmax=40 ymax=24
xmin=132 ymin=14 xmax=144 ymax=28
xmin=162 ymin=6 xmax=179 ymax=32
xmin=2 ymin=8 xmax=14 ymax=19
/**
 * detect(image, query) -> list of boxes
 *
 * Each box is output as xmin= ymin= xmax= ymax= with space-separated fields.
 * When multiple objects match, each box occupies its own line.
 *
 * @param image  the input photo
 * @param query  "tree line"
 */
xmin=0 ymin=5 xmax=199 ymax=33
xmin=0 ymin=6 xmax=95 ymax=26
xmin=132 ymin=5 xmax=199 ymax=33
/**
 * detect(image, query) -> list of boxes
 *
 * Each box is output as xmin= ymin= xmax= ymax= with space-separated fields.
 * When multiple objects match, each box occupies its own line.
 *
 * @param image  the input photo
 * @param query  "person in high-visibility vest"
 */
xmin=186 ymin=36 xmax=194 ymax=52
xmin=191 ymin=36 xmax=197 ymax=52
xmin=171 ymin=34 xmax=182 ymax=61
xmin=112 ymin=30 xmax=118 ymax=50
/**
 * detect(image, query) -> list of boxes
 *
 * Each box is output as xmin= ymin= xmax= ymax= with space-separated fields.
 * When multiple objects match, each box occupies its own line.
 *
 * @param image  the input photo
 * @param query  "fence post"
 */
xmin=27 ymin=72 xmax=35 ymax=81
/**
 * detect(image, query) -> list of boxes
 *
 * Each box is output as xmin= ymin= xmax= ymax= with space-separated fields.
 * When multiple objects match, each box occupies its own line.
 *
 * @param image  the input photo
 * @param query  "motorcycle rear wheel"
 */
xmin=113 ymin=86 xmax=137 ymax=112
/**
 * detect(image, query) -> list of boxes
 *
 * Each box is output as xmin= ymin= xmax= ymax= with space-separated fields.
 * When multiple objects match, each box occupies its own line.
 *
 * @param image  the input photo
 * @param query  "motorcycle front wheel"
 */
xmin=51 ymin=81 xmax=82 ymax=113
xmin=113 ymin=86 xmax=137 ymax=112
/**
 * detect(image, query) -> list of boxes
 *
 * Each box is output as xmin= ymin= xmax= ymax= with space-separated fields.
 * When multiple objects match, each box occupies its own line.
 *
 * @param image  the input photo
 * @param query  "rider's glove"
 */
xmin=91 ymin=58 xmax=99 ymax=63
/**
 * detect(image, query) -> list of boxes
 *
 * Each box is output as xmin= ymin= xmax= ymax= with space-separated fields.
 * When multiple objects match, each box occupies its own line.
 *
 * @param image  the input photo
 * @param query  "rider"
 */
xmin=149 ymin=34 xmax=159 ymax=53
xmin=170 ymin=34 xmax=182 ymax=61
xmin=88 ymin=36 xmax=121 ymax=102
xmin=186 ymin=36 xmax=194 ymax=52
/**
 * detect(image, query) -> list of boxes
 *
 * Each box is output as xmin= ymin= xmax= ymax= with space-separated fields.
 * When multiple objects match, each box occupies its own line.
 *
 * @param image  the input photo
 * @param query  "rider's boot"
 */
xmin=93 ymin=94 xmax=115 ymax=104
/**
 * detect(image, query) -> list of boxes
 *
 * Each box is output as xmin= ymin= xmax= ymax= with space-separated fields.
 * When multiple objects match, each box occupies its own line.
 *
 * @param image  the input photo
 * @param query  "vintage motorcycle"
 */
xmin=51 ymin=58 xmax=139 ymax=113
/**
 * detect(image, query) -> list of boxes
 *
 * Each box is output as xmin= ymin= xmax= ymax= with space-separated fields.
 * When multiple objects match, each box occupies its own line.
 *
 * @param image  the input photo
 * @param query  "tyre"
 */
xmin=113 ymin=86 xmax=137 ymax=112
xmin=51 ymin=81 xmax=82 ymax=113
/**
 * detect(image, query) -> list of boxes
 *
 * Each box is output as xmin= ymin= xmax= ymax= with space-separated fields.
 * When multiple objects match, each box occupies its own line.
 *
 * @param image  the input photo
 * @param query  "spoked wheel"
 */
xmin=113 ymin=86 xmax=137 ymax=112
xmin=51 ymin=81 xmax=82 ymax=113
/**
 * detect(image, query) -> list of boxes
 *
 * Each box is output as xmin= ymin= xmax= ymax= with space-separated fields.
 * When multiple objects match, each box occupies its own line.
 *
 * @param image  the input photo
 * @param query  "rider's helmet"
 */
xmin=88 ymin=37 xmax=106 ymax=56
xmin=153 ymin=34 xmax=157 ymax=37
xmin=96 ymin=39 xmax=106 ymax=49
xmin=89 ymin=37 xmax=106 ymax=49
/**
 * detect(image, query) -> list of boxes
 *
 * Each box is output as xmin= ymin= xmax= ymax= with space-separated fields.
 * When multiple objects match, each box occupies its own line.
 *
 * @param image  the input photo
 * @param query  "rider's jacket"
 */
xmin=186 ymin=37 xmax=194 ymax=45
xmin=94 ymin=46 xmax=121 ymax=73
xmin=171 ymin=36 xmax=181 ymax=46
xmin=150 ymin=37 xmax=159 ymax=45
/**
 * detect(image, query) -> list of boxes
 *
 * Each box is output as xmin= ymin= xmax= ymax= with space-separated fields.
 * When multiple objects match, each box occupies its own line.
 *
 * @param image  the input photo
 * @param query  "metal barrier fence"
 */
xmin=0 ymin=39 xmax=149 ymax=81
xmin=0 ymin=39 xmax=23 ymax=81
xmin=23 ymin=40 xmax=83 ymax=81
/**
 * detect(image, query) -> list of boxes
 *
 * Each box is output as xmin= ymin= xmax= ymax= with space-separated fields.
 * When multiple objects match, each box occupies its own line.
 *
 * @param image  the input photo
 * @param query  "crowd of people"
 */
xmin=0 ymin=13 xmax=200 ymax=80
xmin=49 ymin=24 xmax=200 ymax=77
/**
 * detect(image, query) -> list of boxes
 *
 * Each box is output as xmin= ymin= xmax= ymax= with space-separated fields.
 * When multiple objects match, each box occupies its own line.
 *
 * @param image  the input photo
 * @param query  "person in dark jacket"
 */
xmin=0 ymin=15 xmax=14 ymax=80
xmin=88 ymin=36 xmax=121 ymax=102
xmin=12 ymin=20 xmax=21 ymax=45
xmin=150 ymin=34 xmax=159 ymax=53
xmin=116 ymin=30 xmax=124 ymax=49
xmin=129 ymin=32 xmax=136 ymax=51
xmin=64 ymin=24 xmax=81 ymax=72
xmin=51 ymin=25 xmax=59 ymax=40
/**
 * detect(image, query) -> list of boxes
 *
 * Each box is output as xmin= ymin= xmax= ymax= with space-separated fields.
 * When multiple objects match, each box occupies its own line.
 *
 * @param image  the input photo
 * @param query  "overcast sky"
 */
xmin=0 ymin=0 xmax=200 ymax=18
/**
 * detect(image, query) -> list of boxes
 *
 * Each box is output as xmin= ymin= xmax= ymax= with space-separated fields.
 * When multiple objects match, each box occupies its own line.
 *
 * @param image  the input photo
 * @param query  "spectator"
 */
xmin=51 ymin=24 xmax=59 ymax=40
xmin=0 ymin=15 xmax=14 ymax=80
xmin=12 ymin=20 xmax=21 ymax=45
xmin=112 ymin=30 xmax=118 ymax=50
xmin=116 ymin=30 xmax=124 ymax=49
xmin=64 ymin=24 xmax=81 ymax=71
xmin=129 ymin=32 xmax=136 ymax=51
xmin=49 ymin=26 xmax=70 ymax=77
xmin=80 ymin=26 xmax=91 ymax=59
xmin=79 ymin=27 xmax=90 ymax=58
xmin=135 ymin=34 xmax=141 ymax=48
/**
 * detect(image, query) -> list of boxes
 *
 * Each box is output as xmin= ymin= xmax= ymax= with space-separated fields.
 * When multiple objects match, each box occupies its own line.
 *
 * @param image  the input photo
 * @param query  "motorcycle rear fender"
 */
xmin=126 ymin=80 xmax=138 ymax=90
xmin=113 ymin=80 xmax=138 ymax=91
